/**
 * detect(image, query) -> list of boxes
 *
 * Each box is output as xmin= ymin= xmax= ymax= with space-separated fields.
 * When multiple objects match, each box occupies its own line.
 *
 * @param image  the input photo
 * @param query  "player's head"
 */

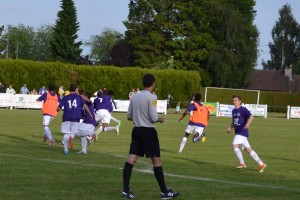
xmin=48 ymin=85 xmax=55 ymax=92
xmin=194 ymin=93 xmax=201 ymax=101
xmin=143 ymin=74 xmax=155 ymax=88
xmin=84 ymin=92 xmax=92 ymax=99
xmin=97 ymin=91 xmax=103 ymax=97
xmin=107 ymin=90 xmax=114 ymax=96
xmin=232 ymin=95 xmax=242 ymax=107
xmin=78 ymin=88 xmax=85 ymax=95
xmin=69 ymin=84 xmax=78 ymax=92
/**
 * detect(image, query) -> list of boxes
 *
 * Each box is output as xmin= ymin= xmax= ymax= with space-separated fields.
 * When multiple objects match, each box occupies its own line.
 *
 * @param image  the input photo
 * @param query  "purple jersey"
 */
xmin=232 ymin=106 xmax=252 ymax=137
xmin=83 ymin=102 xmax=96 ymax=126
xmin=58 ymin=93 xmax=86 ymax=122
xmin=93 ymin=94 xmax=113 ymax=112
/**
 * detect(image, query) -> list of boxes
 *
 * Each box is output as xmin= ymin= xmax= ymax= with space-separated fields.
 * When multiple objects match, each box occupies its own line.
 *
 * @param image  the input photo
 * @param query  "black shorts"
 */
xmin=129 ymin=127 xmax=160 ymax=158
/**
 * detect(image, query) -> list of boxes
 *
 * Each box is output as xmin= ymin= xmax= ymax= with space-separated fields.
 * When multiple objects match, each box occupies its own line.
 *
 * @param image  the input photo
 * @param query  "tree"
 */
xmin=85 ymin=28 xmax=122 ymax=65
xmin=32 ymin=24 xmax=54 ymax=61
xmin=262 ymin=4 xmax=300 ymax=74
xmin=51 ymin=0 xmax=82 ymax=64
xmin=109 ymin=39 xmax=132 ymax=67
xmin=205 ymin=0 xmax=258 ymax=88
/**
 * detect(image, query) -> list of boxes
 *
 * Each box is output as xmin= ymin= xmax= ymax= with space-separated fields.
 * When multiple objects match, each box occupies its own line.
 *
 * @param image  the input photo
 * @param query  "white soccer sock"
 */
xmin=44 ymin=126 xmax=53 ymax=141
xmin=249 ymin=150 xmax=263 ymax=165
xmin=179 ymin=137 xmax=188 ymax=152
xmin=111 ymin=116 xmax=118 ymax=123
xmin=70 ymin=132 xmax=75 ymax=139
xmin=63 ymin=134 xmax=69 ymax=151
xmin=81 ymin=136 xmax=87 ymax=153
xmin=104 ymin=126 xmax=116 ymax=132
xmin=234 ymin=147 xmax=245 ymax=164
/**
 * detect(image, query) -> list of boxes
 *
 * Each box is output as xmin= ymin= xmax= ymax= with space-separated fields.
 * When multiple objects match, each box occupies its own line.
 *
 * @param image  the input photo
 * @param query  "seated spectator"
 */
xmin=6 ymin=84 xmax=16 ymax=95
xmin=0 ymin=82 xmax=5 ymax=93
xmin=39 ymin=86 xmax=47 ymax=95
xmin=20 ymin=84 xmax=30 ymax=94
xmin=30 ymin=88 xmax=38 ymax=95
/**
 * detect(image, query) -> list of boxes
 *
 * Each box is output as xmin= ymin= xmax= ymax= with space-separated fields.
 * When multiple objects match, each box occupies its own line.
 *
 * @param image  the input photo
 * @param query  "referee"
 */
xmin=122 ymin=74 xmax=179 ymax=199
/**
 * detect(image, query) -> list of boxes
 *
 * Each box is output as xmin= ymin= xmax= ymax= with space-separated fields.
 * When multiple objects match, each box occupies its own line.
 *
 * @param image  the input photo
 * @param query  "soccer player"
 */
xmin=122 ymin=74 xmax=179 ymax=199
xmin=226 ymin=95 xmax=267 ymax=173
xmin=178 ymin=93 xmax=210 ymax=154
xmin=74 ymin=92 xmax=96 ymax=154
xmin=93 ymin=90 xmax=119 ymax=138
xmin=57 ymin=84 xmax=93 ymax=155
xmin=36 ymin=85 xmax=59 ymax=146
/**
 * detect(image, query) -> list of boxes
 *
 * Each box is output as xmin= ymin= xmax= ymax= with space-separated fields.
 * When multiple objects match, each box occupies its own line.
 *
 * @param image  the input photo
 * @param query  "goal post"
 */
xmin=204 ymin=87 xmax=260 ymax=104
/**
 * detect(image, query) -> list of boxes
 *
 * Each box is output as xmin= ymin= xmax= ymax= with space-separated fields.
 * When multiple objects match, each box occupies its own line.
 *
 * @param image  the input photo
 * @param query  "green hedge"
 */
xmin=0 ymin=60 xmax=201 ymax=100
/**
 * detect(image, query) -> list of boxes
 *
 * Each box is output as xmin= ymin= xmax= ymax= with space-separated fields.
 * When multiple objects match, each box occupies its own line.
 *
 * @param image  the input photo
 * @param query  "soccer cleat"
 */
xmin=87 ymin=135 xmax=95 ymax=146
xmin=64 ymin=150 xmax=68 ymax=155
xmin=49 ymin=139 xmax=55 ymax=146
xmin=69 ymin=136 xmax=73 ymax=149
xmin=43 ymin=135 xmax=47 ymax=142
xmin=201 ymin=133 xmax=206 ymax=142
xmin=178 ymin=150 xmax=182 ymax=154
xmin=121 ymin=188 xmax=135 ymax=199
xmin=116 ymin=126 xmax=119 ymax=136
xmin=118 ymin=120 xmax=122 ymax=127
xmin=259 ymin=163 xmax=267 ymax=173
xmin=236 ymin=164 xmax=247 ymax=169
xmin=161 ymin=187 xmax=179 ymax=199
xmin=77 ymin=150 xmax=87 ymax=154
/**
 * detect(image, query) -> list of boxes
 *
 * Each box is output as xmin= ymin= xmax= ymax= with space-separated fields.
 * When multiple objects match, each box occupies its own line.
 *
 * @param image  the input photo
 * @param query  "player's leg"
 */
xmin=178 ymin=125 xmax=193 ymax=153
xmin=102 ymin=112 xmax=119 ymax=135
xmin=61 ymin=121 xmax=72 ymax=155
xmin=110 ymin=114 xmax=121 ymax=126
xmin=43 ymin=115 xmax=54 ymax=145
xmin=232 ymin=135 xmax=246 ymax=168
xmin=192 ymin=127 xmax=205 ymax=143
xmin=244 ymin=140 xmax=266 ymax=172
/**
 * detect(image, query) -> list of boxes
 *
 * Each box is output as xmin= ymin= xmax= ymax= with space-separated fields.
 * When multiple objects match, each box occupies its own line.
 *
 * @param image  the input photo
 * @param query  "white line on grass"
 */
xmin=1 ymin=152 xmax=299 ymax=193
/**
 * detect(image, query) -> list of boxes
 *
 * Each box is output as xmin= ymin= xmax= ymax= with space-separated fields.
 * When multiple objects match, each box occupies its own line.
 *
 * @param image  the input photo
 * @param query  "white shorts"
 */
xmin=95 ymin=109 xmax=111 ymax=124
xmin=75 ymin=123 xmax=95 ymax=137
xmin=232 ymin=135 xmax=251 ymax=149
xmin=43 ymin=115 xmax=54 ymax=126
xmin=61 ymin=121 xmax=80 ymax=134
xmin=185 ymin=125 xmax=205 ymax=136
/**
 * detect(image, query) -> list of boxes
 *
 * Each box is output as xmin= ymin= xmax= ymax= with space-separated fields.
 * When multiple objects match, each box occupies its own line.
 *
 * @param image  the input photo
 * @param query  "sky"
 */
xmin=0 ymin=0 xmax=300 ymax=69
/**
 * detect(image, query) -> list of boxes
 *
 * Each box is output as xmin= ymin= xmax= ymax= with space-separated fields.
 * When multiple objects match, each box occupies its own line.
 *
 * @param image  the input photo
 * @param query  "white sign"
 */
xmin=218 ymin=104 xmax=235 ymax=117
xmin=288 ymin=106 xmax=300 ymax=119
xmin=244 ymin=104 xmax=268 ymax=118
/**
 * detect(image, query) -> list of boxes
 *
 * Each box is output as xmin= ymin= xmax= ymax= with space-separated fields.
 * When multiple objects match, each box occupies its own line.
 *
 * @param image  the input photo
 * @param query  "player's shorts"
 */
xmin=61 ymin=121 xmax=80 ymax=135
xmin=232 ymin=134 xmax=251 ymax=150
xmin=43 ymin=115 xmax=54 ymax=126
xmin=95 ymin=109 xmax=111 ymax=124
xmin=75 ymin=123 xmax=95 ymax=137
xmin=129 ymin=127 xmax=160 ymax=158
xmin=185 ymin=125 xmax=205 ymax=136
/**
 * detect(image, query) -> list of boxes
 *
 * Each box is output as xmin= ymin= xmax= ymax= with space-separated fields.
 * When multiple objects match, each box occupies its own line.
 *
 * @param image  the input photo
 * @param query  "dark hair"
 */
xmin=232 ymin=95 xmax=242 ymax=101
xmin=143 ymin=74 xmax=155 ymax=87
xmin=69 ymin=84 xmax=77 ymax=92
xmin=78 ymin=88 xmax=85 ymax=95
xmin=84 ymin=92 xmax=91 ymax=99
xmin=97 ymin=91 xmax=103 ymax=97
xmin=49 ymin=85 xmax=55 ymax=92
xmin=107 ymin=90 xmax=114 ymax=96
xmin=194 ymin=93 xmax=201 ymax=101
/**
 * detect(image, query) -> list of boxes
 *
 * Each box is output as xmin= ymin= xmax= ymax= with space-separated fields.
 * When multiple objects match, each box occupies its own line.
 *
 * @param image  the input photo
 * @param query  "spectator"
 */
xmin=6 ymin=84 xmax=16 ymax=94
xmin=0 ymin=82 xmax=5 ymax=93
xmin=166 ymin=93 xmax=173 ymax=110
xmin=31 ymin=89 xmax=38 ymax=95
xmin=175 ymin=101 xmax=181 ymax=114
xmin=39 ymin=86 xmax=47 ymax=95
xmin=20 ymin=84 xmax=30 ymax=94
xmin=128 ymin=88 xmax=135 ymax=100
xmin=58 ymin=84 xmax=64 ymax=98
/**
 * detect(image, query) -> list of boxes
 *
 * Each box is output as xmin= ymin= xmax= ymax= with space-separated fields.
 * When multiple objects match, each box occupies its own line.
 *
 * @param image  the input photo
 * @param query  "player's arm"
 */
xmin=178 ymin=109 xmax=189 ymax=122
xmin=83 ymin=104 xmax=93 ymax=120
xmin=226 ymin=122 xmax=234 ymax=133
xmin=244 ymin=114 xmax=254 ymax=129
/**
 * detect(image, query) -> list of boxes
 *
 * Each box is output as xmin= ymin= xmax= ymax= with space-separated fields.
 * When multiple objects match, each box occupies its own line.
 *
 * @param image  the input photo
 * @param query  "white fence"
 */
xmin=0 ymin=94 xmax=168 ymax=114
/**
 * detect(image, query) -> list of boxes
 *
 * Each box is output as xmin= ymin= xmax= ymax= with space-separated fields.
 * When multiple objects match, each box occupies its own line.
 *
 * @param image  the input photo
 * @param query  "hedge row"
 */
xmin=0 ymin=60 xmax=201 ymax=100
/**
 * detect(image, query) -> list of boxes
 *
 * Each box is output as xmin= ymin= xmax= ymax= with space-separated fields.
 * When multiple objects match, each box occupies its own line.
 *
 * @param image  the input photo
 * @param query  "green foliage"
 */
xmin=85 ymin=28 xmax=123 ymax=65
xmin=0 ymin=60 xmax=201 ymax=100
xmin=262 ymin=4 xmax=300 ymax=74
xmin=51 ymin=0 xmax=82 ymax=64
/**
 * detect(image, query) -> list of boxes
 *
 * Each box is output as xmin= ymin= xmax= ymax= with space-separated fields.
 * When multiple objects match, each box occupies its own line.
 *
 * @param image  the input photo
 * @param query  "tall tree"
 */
xmin=51 ymin=0 xmax=82 ymax=64
xmin=32 ymin=24 xmax=54 ymax=61
xmin=262 ymin=4 xmax=300 ymax=73
xmin=85 ymin=28 xmax=122 ymax=65
xmin=206 ymin=0 xmax=258 ymax=88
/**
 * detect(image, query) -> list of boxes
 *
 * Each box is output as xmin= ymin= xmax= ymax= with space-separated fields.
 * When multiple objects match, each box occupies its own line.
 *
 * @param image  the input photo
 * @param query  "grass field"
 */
xmin=0 ymin=109 xmax=300 ymax=200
